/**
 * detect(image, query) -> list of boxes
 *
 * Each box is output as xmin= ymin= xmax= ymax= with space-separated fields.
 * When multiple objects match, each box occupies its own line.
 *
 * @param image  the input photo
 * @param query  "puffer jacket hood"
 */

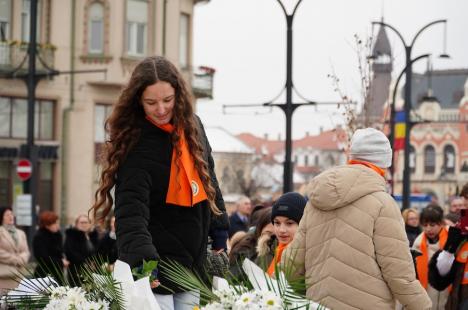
xmin=308 ymin=164 xmax=386 ymax=211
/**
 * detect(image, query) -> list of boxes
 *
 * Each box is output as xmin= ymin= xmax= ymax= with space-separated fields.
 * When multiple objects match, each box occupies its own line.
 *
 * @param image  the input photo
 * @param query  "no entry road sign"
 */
xmin=17 ymin=159 xmax=32 ymax=181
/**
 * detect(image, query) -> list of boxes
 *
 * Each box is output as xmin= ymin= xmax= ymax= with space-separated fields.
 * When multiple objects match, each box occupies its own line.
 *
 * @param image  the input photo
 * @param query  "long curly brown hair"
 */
xmin=91 ymin=56 xmax=220 ymax=222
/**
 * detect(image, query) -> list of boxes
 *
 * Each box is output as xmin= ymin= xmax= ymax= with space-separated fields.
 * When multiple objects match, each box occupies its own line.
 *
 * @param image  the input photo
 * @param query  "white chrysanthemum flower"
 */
xmin=201 ymin=302 xmax=226 ymax=310
xmin=259 ymin=290 xmax=283 ymax=309
xmin=49 ymin=286 xmax=69 ymax=299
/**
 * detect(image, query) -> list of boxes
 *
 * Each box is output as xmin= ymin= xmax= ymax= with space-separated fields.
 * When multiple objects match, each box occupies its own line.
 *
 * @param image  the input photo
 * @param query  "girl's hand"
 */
xmin=150 ymin=280 xmax=160 ymax=289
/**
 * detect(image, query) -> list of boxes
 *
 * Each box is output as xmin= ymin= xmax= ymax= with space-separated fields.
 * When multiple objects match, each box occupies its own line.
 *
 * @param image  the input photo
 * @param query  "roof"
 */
xmin=404 ymin=69 xmax=468 ymax=109
xmin=372 ymin=25 xmax=392 ymax=56
xmin=205 ymin=127 xmax=254 ymax=154
xmin=237 ymin=128 xmax=346 ymax=157
xmin=293 ymin=129 xmax=346 ymax=151
xmin=236 ymin=133 xmax=284 ymax=158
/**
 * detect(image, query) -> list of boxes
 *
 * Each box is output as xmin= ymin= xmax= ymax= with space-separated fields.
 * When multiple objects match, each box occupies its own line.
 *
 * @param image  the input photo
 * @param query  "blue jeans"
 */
xmin=154 ymin=291 xmax=200 ymax=310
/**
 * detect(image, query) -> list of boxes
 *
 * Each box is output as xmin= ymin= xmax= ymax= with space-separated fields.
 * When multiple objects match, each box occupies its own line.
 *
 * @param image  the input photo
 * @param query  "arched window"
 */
xmin=409 ymin=145 xmax=416 ymax=173
xmin=126 ymin=0 xmax=147 ymax=56
xmin=424 ymin=145 xmax=435 ymax=174
xmin=443 ymin=144 xmax=455 ymax=174
xmin=89 ymin=2 xmax=104 ymax=54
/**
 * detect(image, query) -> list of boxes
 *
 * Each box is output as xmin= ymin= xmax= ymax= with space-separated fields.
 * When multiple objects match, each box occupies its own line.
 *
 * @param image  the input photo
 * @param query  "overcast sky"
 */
xmin=193 ymin=0 xmax=468 ymax=139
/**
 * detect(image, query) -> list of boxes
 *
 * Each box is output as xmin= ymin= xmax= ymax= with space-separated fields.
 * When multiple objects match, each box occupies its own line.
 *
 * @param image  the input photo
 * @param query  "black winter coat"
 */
xmin=97 ymin=232 xmax=118 ymax=264
xmin=429 ymin=247 xmax=468 ymax=310
xmin=64 ymin=228 xmax=96 ymax=286
xmin=115 ymin=116 xmax=228 ymax=294
xmin=405 ymin=224 xmax=422 ymax=247
xmin=228 ymin=212 xmax=249 ymax=238
xmin=32 ymin=228 xmax=64 ymax=282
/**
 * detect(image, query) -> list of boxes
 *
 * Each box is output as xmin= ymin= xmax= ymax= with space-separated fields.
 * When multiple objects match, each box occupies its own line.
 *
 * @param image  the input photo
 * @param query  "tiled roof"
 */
xmin=293 ymin=129 xmax=346 ymax=150
xmin=236 ymin=133 xmax=284 ymax=157
xmin=236 ymin=128 xmax=346 ymax=157
xmin=404 ymin=69 xmax=468 ymax=109
xmin=205 ymin=127 xmax=254 ymax=154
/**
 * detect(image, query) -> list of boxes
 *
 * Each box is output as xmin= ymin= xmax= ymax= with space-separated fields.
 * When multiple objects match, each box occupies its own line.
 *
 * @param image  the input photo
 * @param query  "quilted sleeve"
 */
xmin=373 ymin=194 xmax=432 ymax=310
xmin=115 ymin=165 xmax=159 ymax=267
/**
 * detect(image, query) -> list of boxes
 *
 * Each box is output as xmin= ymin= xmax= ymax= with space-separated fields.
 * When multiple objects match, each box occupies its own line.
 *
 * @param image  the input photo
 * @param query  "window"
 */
xmin=0 ymin=161 xmax=11 ymax=207
xmin=424 ymin=145 xmax=436 ymax=174
xmin=409 ymin=145 xmax=416 ymax=173
xmin=0 ymin=0 xmax=11 ymax=41
xmin=38 ymin=161 xmax=53 ymax=212
xmin=304 ymin=155 xmax=309 ymax=166
xmin=0 ymin=96 xmax=11 ymax=136
xmin=314 ymin=155 xmax=319 ymax=166
xmin=126 ymin=0 xmax=147 ymax=56
xmin=12 ymin=98 xmax=27 ymax=138
xmin=0 ymin=96 xmax=54 ymax=140
xmin=88 ymin=2 xmax=104 ymax=54
xmin=179 ymin=13 xmax=189 ymax=68
xmin=443 ymin=145 xmax=455 ymax=174
xmin=0 ymin=160 xmax=53 ymax=210
xmin=94 ymin=104 xmax=112 ymax=143
xmin=21 ymin=0 xmax=41 ymax=42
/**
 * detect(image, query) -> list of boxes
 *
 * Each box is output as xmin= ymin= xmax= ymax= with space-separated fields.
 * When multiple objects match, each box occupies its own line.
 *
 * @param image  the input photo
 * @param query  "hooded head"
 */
xmin=349 ymin=128 xmax=392 ymax=168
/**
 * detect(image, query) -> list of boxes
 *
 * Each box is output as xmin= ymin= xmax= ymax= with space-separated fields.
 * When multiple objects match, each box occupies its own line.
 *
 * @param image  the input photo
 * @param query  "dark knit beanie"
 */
xmin=271 ymin=192 xmax=306 ymax=224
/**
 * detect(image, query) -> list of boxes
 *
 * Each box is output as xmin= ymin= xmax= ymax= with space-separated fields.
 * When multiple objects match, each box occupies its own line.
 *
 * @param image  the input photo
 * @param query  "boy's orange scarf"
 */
xmin=146 ymin=116 xmax=207 ymax=207
xmin=267 ymin=242 xmax=288 ymax=277
xmin=416 ymin=228 xmax=448 ymax=288
xmin=348 ymin=159 xmax=386 ymax=177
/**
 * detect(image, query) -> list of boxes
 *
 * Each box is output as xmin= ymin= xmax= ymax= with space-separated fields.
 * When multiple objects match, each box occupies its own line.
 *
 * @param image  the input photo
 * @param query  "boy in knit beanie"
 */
xmin=267 ymin=192 xmax=306 ymax=276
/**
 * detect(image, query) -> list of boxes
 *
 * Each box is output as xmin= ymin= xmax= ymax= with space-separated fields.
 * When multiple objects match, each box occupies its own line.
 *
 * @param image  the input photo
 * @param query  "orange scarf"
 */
xmin=146 ymin=116 xmax=208 ymax=207
xmin=348 ymin=159 xmax=386 ymax=177
xmin=455 ymin=241 xmax=468 ymax=285
xmin=267 ymin=242 xmax=288 ymax=277
xmin=416 ymin=228 xmax=448 ymax=288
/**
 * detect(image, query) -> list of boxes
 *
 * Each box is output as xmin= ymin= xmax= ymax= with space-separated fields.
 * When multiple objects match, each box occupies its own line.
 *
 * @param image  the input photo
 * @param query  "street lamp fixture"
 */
xmin=372 ymin=19 xmax=448 ymax=210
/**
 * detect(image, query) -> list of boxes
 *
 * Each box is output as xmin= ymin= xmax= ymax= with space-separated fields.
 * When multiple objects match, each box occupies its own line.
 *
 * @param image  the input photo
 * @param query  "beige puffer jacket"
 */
xmin=282 ymin=165 xmax=431 ymax=310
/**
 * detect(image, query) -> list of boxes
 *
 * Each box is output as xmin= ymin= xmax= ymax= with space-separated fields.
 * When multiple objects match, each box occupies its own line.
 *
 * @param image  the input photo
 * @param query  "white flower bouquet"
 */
xmin=1 ymin=258 xmax=160 ymax=310
xmin=161 ymin=258 xmax=327 ymax=310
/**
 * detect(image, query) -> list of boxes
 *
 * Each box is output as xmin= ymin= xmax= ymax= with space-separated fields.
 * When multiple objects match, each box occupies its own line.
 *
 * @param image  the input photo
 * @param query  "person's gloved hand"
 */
xmin=444 ymin=226 xmax=463 ymax=254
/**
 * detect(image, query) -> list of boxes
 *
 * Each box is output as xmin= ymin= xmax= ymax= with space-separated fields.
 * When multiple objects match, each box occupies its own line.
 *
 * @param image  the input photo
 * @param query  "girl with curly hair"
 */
xmin=91 ymin=56 xmax=228 ymax=310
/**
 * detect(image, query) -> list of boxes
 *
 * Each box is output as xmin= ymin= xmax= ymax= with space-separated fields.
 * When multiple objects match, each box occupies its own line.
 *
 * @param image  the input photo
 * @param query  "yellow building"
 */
xmin=0 ymin=0 xmax=212 ymax=223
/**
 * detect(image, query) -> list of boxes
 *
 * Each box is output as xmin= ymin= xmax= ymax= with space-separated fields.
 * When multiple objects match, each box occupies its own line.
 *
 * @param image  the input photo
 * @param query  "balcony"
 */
xmin=192 ymin=66 xmax=215 ymax=99
xmin=0 ymin=41 xmax=55 ymax=78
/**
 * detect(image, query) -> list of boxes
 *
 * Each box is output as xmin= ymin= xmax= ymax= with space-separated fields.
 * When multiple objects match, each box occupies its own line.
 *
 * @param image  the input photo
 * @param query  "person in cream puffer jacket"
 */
xmin=282 ymin=128 xmax=431 ymax=310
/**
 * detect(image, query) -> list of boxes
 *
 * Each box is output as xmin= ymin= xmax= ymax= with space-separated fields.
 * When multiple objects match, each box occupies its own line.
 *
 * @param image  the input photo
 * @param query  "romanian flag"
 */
xmin=394 ymin=111 xmax=406 ymax=151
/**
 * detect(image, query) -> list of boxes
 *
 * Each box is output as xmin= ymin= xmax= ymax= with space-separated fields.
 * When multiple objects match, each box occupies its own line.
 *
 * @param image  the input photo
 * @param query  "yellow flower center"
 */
xmin=267 ymin=300 xmax=275 ymax=306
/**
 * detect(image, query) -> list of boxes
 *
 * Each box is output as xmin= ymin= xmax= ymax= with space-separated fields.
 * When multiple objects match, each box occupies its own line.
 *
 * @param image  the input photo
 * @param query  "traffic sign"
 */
xmin=17 ymin=159 xmax=32 ymax=181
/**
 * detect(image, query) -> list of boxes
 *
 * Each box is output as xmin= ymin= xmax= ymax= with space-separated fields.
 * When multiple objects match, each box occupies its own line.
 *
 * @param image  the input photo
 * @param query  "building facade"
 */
xmin=0 ymin=0 xmax=211 ymax=223
xmin=392 ymin=70 xmax=468 ymax=205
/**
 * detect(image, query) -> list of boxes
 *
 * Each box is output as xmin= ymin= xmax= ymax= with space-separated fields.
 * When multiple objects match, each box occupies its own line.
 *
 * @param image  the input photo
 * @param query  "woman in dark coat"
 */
xmin=64 ymin=214 xmax=96 ymax=286
xmin=97 ymin=216 xmax=118 ymax=265
xmin=402 ymin=208 xmax=422 ymax=247
xmin=33 ymin=211 xmax=68 ymax=284
xmin=91 ymin=56 xmax=228 ymax=310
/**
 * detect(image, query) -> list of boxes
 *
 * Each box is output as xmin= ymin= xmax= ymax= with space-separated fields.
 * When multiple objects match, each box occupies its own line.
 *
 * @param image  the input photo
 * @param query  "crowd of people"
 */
xmin=1 ymin=57 xmax=467 ymax=310
xmin=0 ymin=211 xmax=118 ymax=295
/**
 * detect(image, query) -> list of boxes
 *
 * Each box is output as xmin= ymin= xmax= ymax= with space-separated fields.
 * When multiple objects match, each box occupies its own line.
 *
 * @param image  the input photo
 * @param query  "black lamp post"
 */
xmin=24 ymin=0 xmax=39 ymax=244
xmin=276 ymin=0 xmax=303 ymax=193
xmin=372 ymin=19 xmax=448 ymax=210
xmin=388 ymin=53 xmax=431 ymax=195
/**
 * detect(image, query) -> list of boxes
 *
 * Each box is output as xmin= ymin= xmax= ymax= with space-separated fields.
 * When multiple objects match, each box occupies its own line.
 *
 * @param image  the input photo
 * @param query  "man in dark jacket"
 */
xmin=228 ymin=196 xmax=252 ymax=238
